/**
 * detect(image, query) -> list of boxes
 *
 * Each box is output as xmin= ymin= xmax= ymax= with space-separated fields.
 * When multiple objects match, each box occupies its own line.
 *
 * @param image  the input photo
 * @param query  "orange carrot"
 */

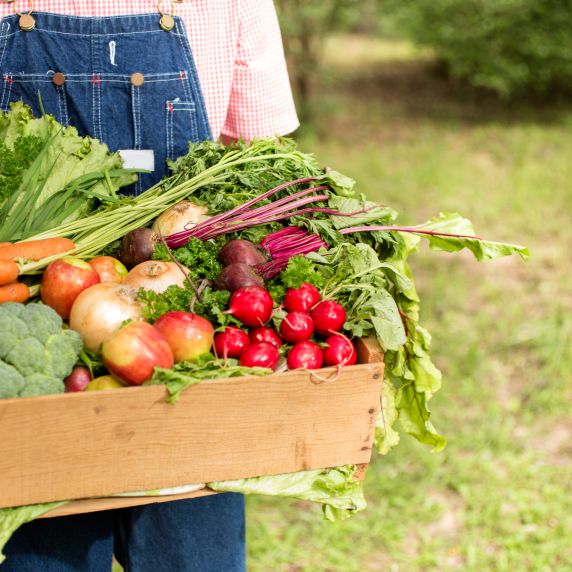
xmin=0 ymin=259 xmax=20 ymax=286
xmin=0 ymin=238 xmax=75 ymax=262
xmin=0 ymin=282 xmax=29 ymax=304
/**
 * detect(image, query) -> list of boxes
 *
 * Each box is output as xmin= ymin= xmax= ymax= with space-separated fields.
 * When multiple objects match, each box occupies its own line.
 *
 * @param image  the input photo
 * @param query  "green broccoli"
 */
xmin=0 ymin=303 xmax=83 ymax=398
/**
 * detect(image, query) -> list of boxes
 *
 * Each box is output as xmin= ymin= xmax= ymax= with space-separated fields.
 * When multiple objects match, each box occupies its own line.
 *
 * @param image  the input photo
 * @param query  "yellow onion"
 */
xmin=152 ymin=200 xmax=210 ymax=237
xmin=124 ymin=260 xmax=190 ymax=293
xmin=69 ymin=283 xmax=143 ymax=353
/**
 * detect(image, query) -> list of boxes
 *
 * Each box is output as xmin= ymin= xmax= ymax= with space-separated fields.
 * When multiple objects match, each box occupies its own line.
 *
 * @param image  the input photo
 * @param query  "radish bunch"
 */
xmin=213 ymin=283 xmax=357 ymax=372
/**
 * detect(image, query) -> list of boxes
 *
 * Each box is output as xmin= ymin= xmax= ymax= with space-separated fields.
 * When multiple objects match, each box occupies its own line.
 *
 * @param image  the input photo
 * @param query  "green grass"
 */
xmin=246 ymin=35 xmax=572 ymax=571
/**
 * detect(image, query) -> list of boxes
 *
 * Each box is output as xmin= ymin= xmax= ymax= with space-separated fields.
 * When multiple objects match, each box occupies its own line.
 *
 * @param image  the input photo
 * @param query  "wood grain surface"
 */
xmin=1 ymin=338 xmax=383 ymax=509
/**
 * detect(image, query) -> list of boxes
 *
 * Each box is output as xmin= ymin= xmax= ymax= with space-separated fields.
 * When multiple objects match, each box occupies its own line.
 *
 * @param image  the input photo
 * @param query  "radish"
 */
xmin=323 ymin=335 xmax=357 ymax=367
xmin=227 ymin=286 xmax=274 ymax=327
xmin=311 ymin=300 xmax=347 ymax=336
xmin=283 ymin=282 xmax=321 ymax=313
xmin=213 ymin=326 xmax=250 ymax=359
xmin=279 ymin=312 xmax=314 ymax=343
xmin=239 ymin=342 xmax=280 ymax=371
xmin=249 ymin=326 xmax=283 ymax=348
xmin=287 ymin=340 xmax=323 ymax=370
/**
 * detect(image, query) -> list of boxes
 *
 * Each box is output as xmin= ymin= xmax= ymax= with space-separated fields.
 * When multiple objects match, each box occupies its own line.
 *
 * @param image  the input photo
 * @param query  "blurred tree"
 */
xmin=276 ymin=0 xmax=362 ymax=120
xmin=379 ymin=0 xmax=572 ymax=98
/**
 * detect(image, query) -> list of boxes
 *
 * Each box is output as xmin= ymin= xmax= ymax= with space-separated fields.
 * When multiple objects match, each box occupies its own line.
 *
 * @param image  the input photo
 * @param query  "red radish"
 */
xmin=228 ymin=285 xmax=273 ymax=327
xmin=279 ymin=312 xmax=314 ymax=343
xmin=323 ymin=335 xmax=357 ymax=367
xmin=64 ymin=366 xmax=92 ymax=392
xmin=249 ymin=326 xmax=283 ymax=348
xmin=239 ymin=342 xmax=280 ymax=371
xmin=287 ymin=341 xmax=323 ymax=370
xmin=214 ymin=326 xmax=250 ymax=359
xmin=283 ymin=283 xmax=321 ymax=313
xmin=311 ymin=300 xmax=347 ymax=336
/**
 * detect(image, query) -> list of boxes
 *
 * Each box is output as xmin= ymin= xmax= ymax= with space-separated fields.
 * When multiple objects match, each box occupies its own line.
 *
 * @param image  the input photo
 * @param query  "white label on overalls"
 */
xmin=119 ymin=149 xmax=155 ymax=172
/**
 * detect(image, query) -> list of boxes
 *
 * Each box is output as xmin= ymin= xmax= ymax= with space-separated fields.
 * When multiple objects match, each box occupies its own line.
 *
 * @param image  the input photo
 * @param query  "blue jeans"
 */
xmin=3 ymin=494 xmax=245 ymax=571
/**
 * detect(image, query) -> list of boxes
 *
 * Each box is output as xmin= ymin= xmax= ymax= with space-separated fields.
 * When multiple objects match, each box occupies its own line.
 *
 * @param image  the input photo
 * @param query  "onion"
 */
xmin=124 ymin=260 xmax=190 ymax=293
xmin=152 ymin=200 xmax=210 ymax=237
xmin=69 ymin=283 xmax=143 ymax=353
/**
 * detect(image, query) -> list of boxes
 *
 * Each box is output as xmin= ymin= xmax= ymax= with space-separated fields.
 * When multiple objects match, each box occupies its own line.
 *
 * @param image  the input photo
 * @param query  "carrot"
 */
xmin=0 ymin=259 xmax=20 ymax=286
xmin=0 ymin=282 xmax=29 ymax=304
xmin=0 ymin=238 xmax=75 ymax=262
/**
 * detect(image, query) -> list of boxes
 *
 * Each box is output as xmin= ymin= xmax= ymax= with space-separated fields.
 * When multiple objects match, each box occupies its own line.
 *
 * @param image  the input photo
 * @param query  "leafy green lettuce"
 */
xmin=0 ymin=102 xmax=136 ymax=241
xmin=209 ymin=465 xmax=366 ymax=521
xmin=0 ymin=502 xmax=65 ymax=564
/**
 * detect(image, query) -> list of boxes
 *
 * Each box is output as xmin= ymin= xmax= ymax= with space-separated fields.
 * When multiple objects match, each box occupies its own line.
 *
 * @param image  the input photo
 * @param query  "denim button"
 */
xmin=52 ymin=72 xmax=66 ymax=86
xmin=130 ymin=72 xmax=145 ymax=87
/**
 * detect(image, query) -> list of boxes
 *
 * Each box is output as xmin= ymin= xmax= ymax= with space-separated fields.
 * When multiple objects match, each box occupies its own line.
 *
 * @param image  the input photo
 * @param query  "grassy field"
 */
xmin=246 ymin=35 xmax=572 ymax=571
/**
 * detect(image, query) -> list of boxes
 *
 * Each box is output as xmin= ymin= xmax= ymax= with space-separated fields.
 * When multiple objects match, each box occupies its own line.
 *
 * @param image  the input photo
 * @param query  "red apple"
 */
xmin=102 ymin=322 xmax=174 ymax=385
xmin=64 ymin=366 xmax=92 ymax=392
xmin=41 ymin=256 xmax=100 ymax=319
xmin=85 ymin=375 xmax=125 ymax=391
xmin=89 ymin=256 xmax=128 ymax=284
xmin=154 ymin=311 xmax=214 ymax=363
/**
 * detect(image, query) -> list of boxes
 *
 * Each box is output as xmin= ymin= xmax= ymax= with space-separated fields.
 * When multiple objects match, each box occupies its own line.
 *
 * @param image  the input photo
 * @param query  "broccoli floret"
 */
xmin=0 ymin=313 xmax=28 ymax=359
xmin=24 ymin=303 xmax=63 ymax=344
xmin=0 ymin=361 xmax=25 ymax=398
xmin=19 ymin=374 xmax=64 ymax=397
xmin=0 ymin=303 xmax=84 ymax=399
xmin=44 ymin=329 xmax=83 ymax=379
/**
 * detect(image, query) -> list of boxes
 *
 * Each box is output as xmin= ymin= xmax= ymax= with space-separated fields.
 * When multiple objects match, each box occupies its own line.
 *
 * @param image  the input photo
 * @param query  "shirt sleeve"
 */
xmin=221 ymin=0 xmax=300 ymax=140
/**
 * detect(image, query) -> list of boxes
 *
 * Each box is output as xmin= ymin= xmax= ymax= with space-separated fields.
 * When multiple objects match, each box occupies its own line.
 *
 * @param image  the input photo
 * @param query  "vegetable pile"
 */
xmin=0 ymin=105 xmax=529 ymax=556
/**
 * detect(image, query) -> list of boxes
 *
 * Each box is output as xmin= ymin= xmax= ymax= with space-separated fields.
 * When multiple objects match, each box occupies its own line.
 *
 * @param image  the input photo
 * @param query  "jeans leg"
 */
xmin=2 ymin=511 xmax=115 ymax=572
xmin=114 ymin=493 xmax=246 ymax=572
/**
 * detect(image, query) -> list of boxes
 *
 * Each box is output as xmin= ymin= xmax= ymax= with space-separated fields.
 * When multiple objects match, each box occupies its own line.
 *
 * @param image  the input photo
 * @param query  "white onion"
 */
xmin=152 ymin=200 xmax=210 ymax=237
xmin=124 ymin=260 xmax=190 ymax=293
xmin=69 ymin=283 xmax=143 ymax=353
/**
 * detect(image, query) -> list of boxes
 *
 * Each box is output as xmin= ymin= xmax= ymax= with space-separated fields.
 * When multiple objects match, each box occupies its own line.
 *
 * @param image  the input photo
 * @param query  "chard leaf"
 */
xmin=375 ymin=381 xmax=400 ymax=455
xmin=415 ymin=212 xmax=530 ymax=261
xmin=396 ymin=384 xmax=447 ymax=452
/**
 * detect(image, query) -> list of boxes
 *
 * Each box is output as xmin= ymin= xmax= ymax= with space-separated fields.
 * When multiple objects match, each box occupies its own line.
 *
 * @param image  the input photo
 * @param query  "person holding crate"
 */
xmin=0 ymin=1 xmax=298 ymax=570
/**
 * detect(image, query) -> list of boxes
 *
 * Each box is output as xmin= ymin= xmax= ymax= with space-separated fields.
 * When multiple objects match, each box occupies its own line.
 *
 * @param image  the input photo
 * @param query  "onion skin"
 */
xmin=118 ymin=228 xmax=158 ymax=269
xmin=219 ymin=239 xmax=267 ymax=267
xmin=153 ymin=200 xmax=210 ymax=237
xmin=214 ymin=263 xmax=264 ymax=292
xmin=69 ymin=283 xmax=143 ymax=353
xmin=125 ymin=261 xmax=190 ymax=293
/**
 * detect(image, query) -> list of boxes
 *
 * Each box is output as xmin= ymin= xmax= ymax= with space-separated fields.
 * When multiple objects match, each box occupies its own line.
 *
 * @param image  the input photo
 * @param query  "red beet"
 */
xmin=249 ymin=326 xmax=283 ymax=348
xmin=228 ymin=286 xmax=274 ymax=327
xmin=287 ymin=340 xmax=323 ymax=370
xmin=283 ymin=283 xmax=321 ymax=313
xmin=219 ymin=239 xmax=267 ymax=267
xmin=213 ymin=326 xmax=250 ymax=359
xmin=322 ymin=335 xmax=357 ymax=367
xmin=279 ymin=312 xmax=314 ymax=343
xmin=214 ymin=263 xmax=264 ymax=292
xmin=239 ymin=342 xmax=280 ymax=371
xmin=311 ymin=300 xmax=347 ymax=336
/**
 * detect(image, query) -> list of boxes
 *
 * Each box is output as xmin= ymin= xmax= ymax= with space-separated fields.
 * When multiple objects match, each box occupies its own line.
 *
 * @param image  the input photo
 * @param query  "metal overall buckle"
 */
xmin=14 ymin=0 xmax=35 ymax=31
xmin=157 ymin=0 xmax=176 ymax=32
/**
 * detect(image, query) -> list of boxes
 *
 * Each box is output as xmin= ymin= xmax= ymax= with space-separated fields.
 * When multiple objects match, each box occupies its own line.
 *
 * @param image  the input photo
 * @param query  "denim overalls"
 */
xmin=0 ymin=12 xmax=245 ymax=572
xmin=0 ymin=12 xmax=212 ymax=192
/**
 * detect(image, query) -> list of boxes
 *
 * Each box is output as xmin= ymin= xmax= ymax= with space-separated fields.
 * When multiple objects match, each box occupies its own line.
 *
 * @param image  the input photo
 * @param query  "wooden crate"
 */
xmin=0 ymin=339 xmax=383 ymax=518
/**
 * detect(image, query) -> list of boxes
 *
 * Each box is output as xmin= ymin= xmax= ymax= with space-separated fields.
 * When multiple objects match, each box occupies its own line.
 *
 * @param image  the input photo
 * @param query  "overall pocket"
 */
xmin=0 ymin=72 xmax=69 ymax=124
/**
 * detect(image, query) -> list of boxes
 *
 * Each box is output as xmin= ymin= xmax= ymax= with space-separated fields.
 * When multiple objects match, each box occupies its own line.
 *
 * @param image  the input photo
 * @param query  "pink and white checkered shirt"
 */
xmin=0 ymin=0 xmax=299 ymax=140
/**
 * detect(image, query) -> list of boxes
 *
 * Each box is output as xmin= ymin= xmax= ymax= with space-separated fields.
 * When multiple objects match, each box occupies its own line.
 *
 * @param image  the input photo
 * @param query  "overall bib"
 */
xmin=0 ymin=11 xmax=212 ymax=192
xmin=1 ymin=12 xmax=245 ymax=572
